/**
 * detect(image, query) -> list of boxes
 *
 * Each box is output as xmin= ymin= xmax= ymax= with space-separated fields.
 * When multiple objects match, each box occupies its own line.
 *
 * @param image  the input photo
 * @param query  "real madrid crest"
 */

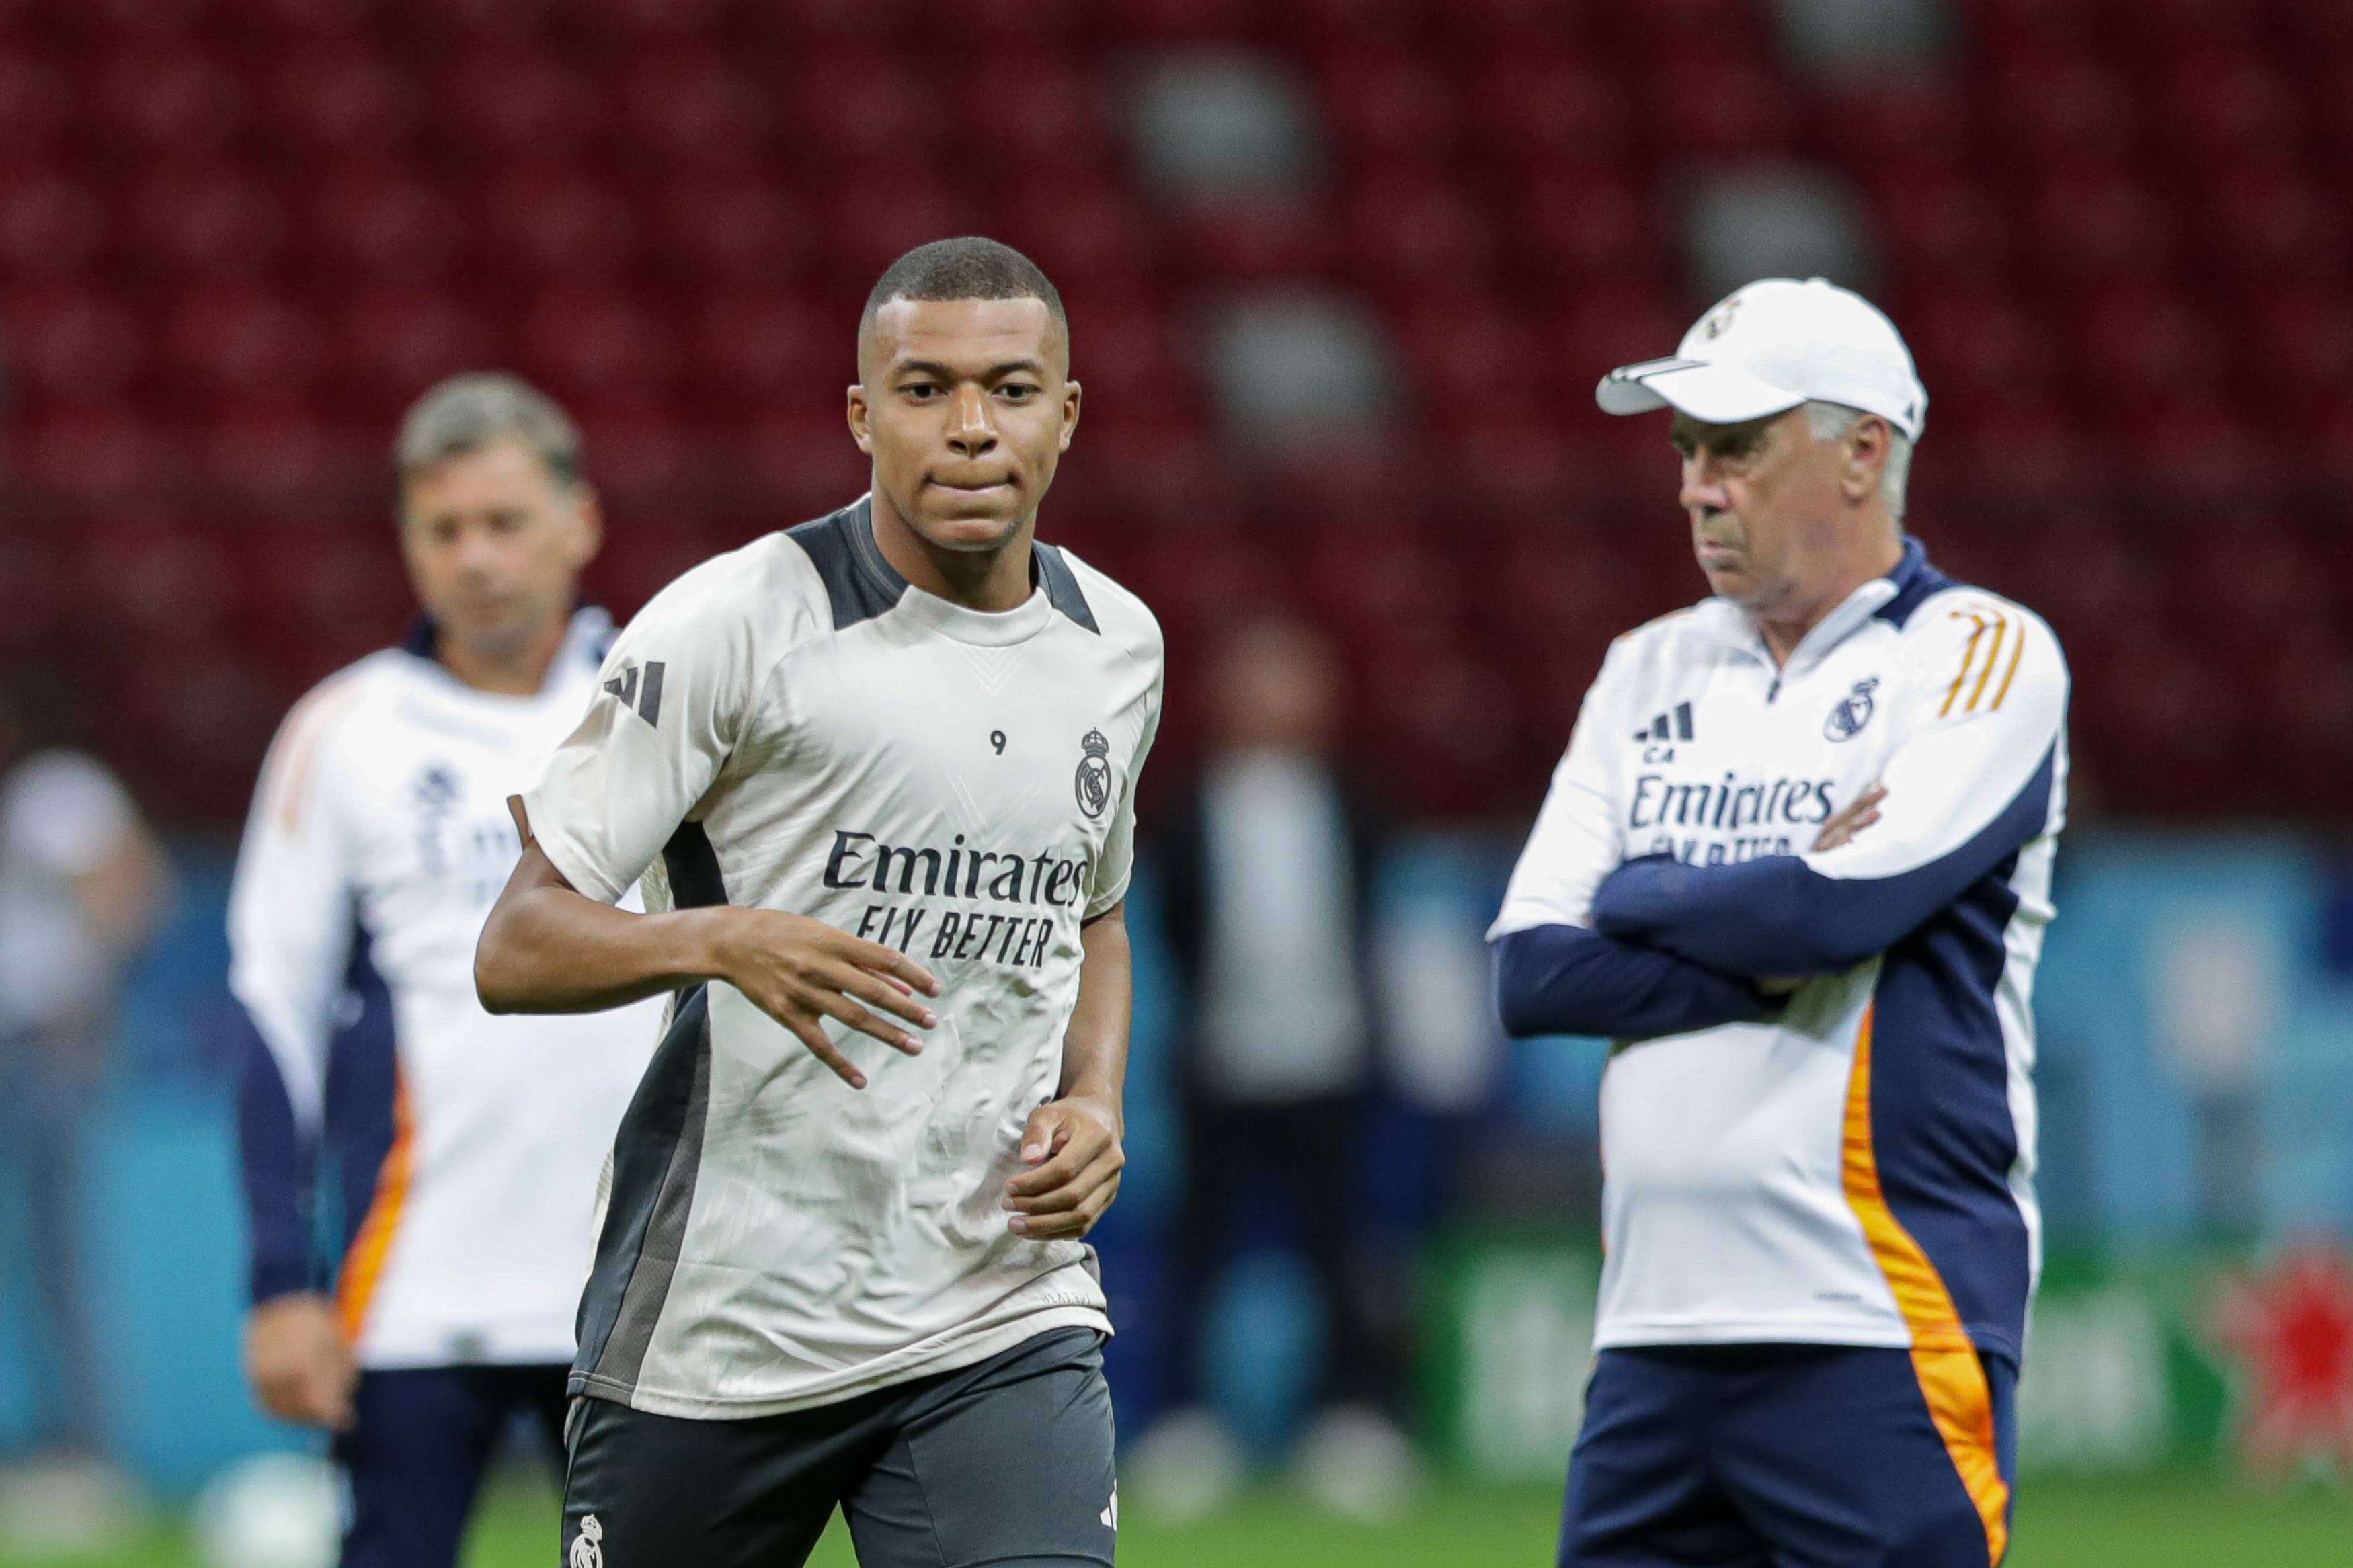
xmin=1074 ymin=729 xmax=1113 ymax=819
xmin=569 ymin=1514 xmax=604 ymax=1568
xmin=1825 ymin=677 xmax=1877 ymax=742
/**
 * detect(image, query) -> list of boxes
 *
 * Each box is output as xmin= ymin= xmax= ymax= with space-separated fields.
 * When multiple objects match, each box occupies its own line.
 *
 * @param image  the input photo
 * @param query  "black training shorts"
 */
xmin=561 ymin=1328 xmax=1117 ymax=1568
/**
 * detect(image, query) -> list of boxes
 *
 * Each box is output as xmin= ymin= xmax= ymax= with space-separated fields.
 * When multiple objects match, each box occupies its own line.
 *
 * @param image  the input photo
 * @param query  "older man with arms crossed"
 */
xmin=1492 ymin=278 xmax=2067 ymax=1567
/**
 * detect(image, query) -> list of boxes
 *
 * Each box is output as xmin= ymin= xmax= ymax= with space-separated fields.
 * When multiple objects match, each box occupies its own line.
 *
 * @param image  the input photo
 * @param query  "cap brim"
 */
xmin=1595 ymin=359 xmax=1807 ymax=427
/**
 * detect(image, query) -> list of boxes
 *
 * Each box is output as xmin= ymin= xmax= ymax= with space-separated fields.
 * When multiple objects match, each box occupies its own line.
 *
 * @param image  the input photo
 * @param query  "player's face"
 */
xmin=399 ymin=440 xmax=600 ymax=660
xmin=1672 ymin=408 xmax=1850 ymax=612
xmin=849 ymin=298 xmax=1080 ymax=553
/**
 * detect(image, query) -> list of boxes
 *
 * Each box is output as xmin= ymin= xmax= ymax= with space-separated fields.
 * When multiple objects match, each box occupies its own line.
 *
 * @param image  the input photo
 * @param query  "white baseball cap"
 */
xmin=1595 ymin=277 xmax=1928 ymax=440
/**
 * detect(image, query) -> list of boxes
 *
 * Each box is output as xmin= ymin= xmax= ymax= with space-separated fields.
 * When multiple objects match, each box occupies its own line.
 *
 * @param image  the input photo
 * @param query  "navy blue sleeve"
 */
xmin=233 ymin=1005 xmax=317 ymax=1306
xmin=1591 ymin=745 xmax=2059 ymax=976
xmin=1492 ymin=923 xmax=1776 ymax=1040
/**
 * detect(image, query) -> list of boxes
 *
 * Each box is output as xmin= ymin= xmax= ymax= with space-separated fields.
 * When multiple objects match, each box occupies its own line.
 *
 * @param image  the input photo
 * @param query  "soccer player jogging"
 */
xmin=227 ymin=376 xmax=664 ymax=1568
xmin=475 ymin=238 xmax=1161 ymax=1568
xmin=1491 ymin=279 xmax=2067 ymax=1567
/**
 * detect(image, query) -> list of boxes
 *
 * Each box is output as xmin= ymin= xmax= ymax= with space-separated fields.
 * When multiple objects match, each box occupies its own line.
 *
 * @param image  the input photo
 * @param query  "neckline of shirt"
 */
xmin=1687 ymin=542 xmax=1919 ymax=676
xmin=400 ymin=606 xmax=612 ymax=706
xmin=844 ymin=495 xmax=1059 ymax=649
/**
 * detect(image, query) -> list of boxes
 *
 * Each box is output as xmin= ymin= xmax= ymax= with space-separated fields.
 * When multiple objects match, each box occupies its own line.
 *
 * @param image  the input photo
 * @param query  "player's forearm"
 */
xmin=476 ymin=846 xmax=727 ymax=1014
xmin=1492 ymin=923 xmax=1775 ymax=1040
xmin=1056 ymin=904 xmax=1132 ymax=1128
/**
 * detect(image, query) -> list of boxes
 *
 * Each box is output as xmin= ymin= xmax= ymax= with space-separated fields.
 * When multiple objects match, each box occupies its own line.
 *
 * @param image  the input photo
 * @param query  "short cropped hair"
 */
xmin=859 ymin=237 xmax=1068 ymax=346
xmin=395 ymin=373 xmax=584 ymax=490
xmin=1805 ymin=400 xmax=1915 ymax=520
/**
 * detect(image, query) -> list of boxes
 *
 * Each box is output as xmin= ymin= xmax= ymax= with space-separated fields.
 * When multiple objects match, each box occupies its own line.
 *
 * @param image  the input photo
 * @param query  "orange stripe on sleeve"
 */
xmin=1841 ymin=1005 xmax=2011 ymax=1565
xmin=1965 ymin=616 xmax=2008 ymax=713
xmin=1989 ymin=624 xmax=2028 ymax=712
xmin=336 ymin=1077 xmax=416 ymax=1347
xmin=270 ymin=681 xmax=365 ymax=833
xmin=1940 ymin=614 xmax=1989 ymax=718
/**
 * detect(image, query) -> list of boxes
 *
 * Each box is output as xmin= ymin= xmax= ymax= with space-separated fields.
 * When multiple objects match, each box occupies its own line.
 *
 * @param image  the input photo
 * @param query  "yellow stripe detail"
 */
xmin=337 ymin=1077 xmax=415 ymax=1346
xmin=1966 ymin=616 xmax=2008 ymax=713
xmin=1841 ymin=1006 xmax=2011 ymax=1563
xmin=1940 ymin=614 xmax=1989 ymax=717
xmin=1989 ymin=624 xmax=2027 ymax=712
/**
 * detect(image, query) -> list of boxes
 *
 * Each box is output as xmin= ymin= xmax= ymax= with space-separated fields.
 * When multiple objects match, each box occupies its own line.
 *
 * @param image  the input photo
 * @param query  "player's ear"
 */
xmin=1841 ymin=416 xmax=1890 ymax=507
xmin=1059 ymin=379 xmax=1081 ymax=452
xmin=568 ymin=484 xmax=604 ymax=569
xmin=846 ymin=383 xmax=874 ymax=455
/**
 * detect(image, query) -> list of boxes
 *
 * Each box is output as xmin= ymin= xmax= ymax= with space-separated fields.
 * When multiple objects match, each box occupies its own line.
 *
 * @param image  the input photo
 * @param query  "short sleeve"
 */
xmin=521 ymin=569 xmax=757 ymax=904
xmin=1086 ymin=672 xmax=1162 ymax=920
xmin=1489 ymin=647 xmax=1628 ymax=939
xmin=2 ymin=752 xmax=136 ymax=877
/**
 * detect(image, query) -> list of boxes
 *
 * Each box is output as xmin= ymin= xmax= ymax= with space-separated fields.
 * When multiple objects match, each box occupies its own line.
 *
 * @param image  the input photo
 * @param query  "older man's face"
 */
xmin=1671 ymin=407 xmax=1855 ymax=613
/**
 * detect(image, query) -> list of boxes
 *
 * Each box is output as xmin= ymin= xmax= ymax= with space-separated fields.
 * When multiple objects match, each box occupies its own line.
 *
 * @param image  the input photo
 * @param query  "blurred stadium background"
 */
xmin=1 ymin=0 xmax=2350 ymax=1563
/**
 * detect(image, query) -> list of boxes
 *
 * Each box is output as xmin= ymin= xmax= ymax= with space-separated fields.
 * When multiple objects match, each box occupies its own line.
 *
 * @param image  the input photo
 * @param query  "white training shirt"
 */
xmin=521 ymin=498 xmax=1164 ymax=1419
xmin=229 ymin=610 xmax=664 ymax=1368
xmin=1491 ymin=540 xmax=2067 ymax=1365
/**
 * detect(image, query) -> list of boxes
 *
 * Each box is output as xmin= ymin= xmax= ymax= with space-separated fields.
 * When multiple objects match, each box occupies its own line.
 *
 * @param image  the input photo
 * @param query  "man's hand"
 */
xmin=1002 ymin=1096 xmax=1125 ymax=1241
xmin=1812 ymin=782 xmax=1887 ymax=853
xmin=245 ymin=1294 xmax=357 ymax=1430
xmin=707 ymin=909 xmax=941 ymax=1090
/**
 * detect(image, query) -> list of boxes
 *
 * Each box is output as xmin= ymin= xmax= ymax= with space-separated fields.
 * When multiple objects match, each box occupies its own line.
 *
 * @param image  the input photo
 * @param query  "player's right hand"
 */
xmin=1812 ymin=782 xmax=1887 ymax=853
xmin=707 ymin=909 xmax=941 ymax=1089
xmin=245 ymin=1293 xmax=358 ymax=1430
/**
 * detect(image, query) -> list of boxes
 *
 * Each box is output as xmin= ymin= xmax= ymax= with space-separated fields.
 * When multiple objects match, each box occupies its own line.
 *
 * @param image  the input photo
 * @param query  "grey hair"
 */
xmin=395 ymin=373 xmax=584 ymax=490
xmin=1804 ymin=400 xmax=1913 ymax=520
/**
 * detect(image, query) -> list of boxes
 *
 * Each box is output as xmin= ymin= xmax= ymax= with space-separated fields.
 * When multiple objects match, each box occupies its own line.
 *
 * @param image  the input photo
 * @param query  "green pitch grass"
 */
xmin=8 ymin=1472 xmax=2346 ymax=1566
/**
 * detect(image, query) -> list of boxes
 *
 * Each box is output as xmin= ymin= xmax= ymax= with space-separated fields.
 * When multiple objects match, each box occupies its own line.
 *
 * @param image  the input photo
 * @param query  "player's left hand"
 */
xmin=1002 ymin=1096 xmax=1124 ymax=1241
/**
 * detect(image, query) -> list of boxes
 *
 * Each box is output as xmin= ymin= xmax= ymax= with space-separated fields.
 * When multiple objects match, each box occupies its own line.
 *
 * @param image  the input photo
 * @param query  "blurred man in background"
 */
xmin=1492 ymin=279 xmax=2067 ymax=1567
xmin=1138 ymin=618 xmax=1420 ymax=1521
xmin=0 ymin=675 xmax=169 ymax=1551
xmin=227 ymin=376 xmax=660 ymax=1568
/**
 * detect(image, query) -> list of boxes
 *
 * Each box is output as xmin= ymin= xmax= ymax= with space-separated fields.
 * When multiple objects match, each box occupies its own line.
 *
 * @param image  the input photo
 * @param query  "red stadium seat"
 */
xmin=2239 ymin=283 xmax=2353 ymax=413
xmin=1550 ymin=284 xmax=1685 ymax=386
xmin=167 ymin=283 xmax=326 ymax=398
xmin=643 ymin=170 xmax=809 ymax=285
xmin=2073 ymin=280 xmax=2224 ymax=407
xmin=1393 ymin=296 xmax=1521 ymax=409
xmin=1866 ymin=170 xmax=2016 ymax=286
xmin=129 ymin=164 xmax=286 ymax=278
xmin=265 ymin=46 xmax=424 ymax=160
xmin=2192 ymin=164 xmax=2349 ymax=284
xmin=1097 ymin=0 xmax=1261 ymax=45
xmin=1341 ymin=168 xmax=1494 ymax=291
xmin=1318 ymin=50 xmax=1462 ymax=165
xmin=3 ymin=284 xmax=147 ymax=406
xmin=307 ymin=162 xmax=467 ymax=282
xmin=1961 ymin=0 xmax=2106 ymax=60
xmin=1638 ymin=55 xmax=1798 ymax=158
xmin=477 ymin=165 xmax=639 ymax=282
xmin=0 ymin=172 xmax=110 ymax=281
xmin=1984 ymin=55 xmax=2143 ymax=166
xmin=2149 ymin=50 xmax=2305 ymax=171
xmin=688 ymin=290 xmax=834 ymax=405
xmin=963 ymin=48 xmax=1115 ymax=175
xmin=1512 ymin=169 xmax=1665 ymax=284
xmin=815 ymin=169 xmax=983 ymax=287
xmin=333 ymin=286 xmax=510 ymax=413
xmin=2023 ymin=164 xmax=2178 ymax=279
xmin=22 ymin=407 xmax=169 ymax=497
xmin=1166 ymin=195 xmax=1338 ymax=284
xmin=1903 ymin=288 xmax=2060 ymax=405
xmin=436 ymin=46 xmax=600 ymax=161
xmin=1814 ymin=77 xmax=1975 ymax=181
xmin=91 ymin=46 xmax=249 ymax=159
xmin=614 ymin=50 xmax=775 ymax=169
xmin=996 ymin=175 xmax=1162 ymax=296
xmin=0 ymin=56 xmax=67 ymax=154
xmin=520 ymin=285 xmax=680 ymax=401
xmin=789 ymin=53 xmax=945 ymax=164
xmin=1466 ymin=54 xmax=1633 ymax=173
